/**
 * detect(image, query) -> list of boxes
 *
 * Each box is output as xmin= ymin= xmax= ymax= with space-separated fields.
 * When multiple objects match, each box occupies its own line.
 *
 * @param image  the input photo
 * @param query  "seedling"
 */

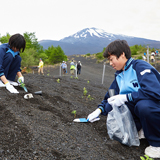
xmin=74 ymin=77 xmax=78 ymax=79
xmin=47 ymin=73 xmax=50 ymax=76
xmin=83 ymin=87 xmax=88 ymax=96
xmin=87 ymin=95 xmax=94 ymax=100
xmin=87 ymin=81 xmax=89 ymax=84
xmin=57 ymin=78 xmax=60 ymax=83
xmin=70 ymin=76 xmax=73 ymax=79
xmin=71 ymin=110 xmax=77 ymax=118
xmin=140 ymin=155 xmax=154 ymax=160
xmin=20 ymin=82 xmax=25 ymax=88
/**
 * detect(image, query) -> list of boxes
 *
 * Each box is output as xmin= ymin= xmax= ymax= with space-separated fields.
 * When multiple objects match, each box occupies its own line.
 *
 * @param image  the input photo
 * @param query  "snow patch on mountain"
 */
xmin=72 ymin=27 xmax=115 ymax=39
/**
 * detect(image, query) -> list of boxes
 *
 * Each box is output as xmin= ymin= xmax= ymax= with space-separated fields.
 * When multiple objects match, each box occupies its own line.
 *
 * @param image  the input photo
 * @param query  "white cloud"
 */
xmin=0 ymin=0 xmax=160 ymax=41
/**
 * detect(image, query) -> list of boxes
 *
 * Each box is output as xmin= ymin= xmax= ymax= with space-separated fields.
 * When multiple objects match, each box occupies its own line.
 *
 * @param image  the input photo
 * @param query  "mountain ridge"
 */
xmin=39 ymin=27 xmax=160 ymax=55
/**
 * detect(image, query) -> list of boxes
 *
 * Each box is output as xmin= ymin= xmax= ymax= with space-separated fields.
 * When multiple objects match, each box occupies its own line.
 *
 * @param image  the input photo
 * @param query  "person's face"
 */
xmin=12 ymin=47 xmax=19 ymax=52
xmin=108 ymin=52 xmax=127 ymax=71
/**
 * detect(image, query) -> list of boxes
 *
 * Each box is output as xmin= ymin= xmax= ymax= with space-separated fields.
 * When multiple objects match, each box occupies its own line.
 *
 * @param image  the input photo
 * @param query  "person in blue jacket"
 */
xmin=0 ymin=33 xmax=26 ymax=93
xmin=87 ymin=40 xmax=160 ymax=158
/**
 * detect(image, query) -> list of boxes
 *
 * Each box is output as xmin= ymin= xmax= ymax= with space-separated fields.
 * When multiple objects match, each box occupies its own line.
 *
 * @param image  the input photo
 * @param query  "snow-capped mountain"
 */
xmin=60 ymin=27 xmax=116 ymax=44
xmin=59 ymin=27 xmax=132 ymax=44
xmin=39 ymin=27 xmax=160 ymax=55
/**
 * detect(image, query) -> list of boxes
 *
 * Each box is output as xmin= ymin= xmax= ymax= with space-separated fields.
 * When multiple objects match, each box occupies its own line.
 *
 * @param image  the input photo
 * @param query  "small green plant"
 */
xmin=83 ymin=87 xmax=88 ymax=96
xmin=74 ymin=77 xmax=78 ymax=79
xmin=87 ymin=81 xmax=89 ymax=84
xmin=71 ymin=110 xmax=77 ymax=118
xmin=70 ymin=76 xmax=73 ymax=78
xmin=87 ymin=94 xmax=94 ymax=101
xmin=47 ymin=73 xmax=50 ymax=76
xmin=57 ymin=78 xmax=60 ymax=83
xmin=20 ymin=82 xmax=25 ymax=88
xmin=140 ymin=155 xmax=154 ymax=160
xmin=19 ymin=79 xmax=25 ymax=88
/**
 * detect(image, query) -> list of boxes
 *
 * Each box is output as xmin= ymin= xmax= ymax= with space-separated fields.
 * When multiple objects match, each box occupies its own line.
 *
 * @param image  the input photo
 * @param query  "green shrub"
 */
xmin=137 ymin=56 xmax=142 ymax=59
xmin=86 ymin=53 xmax=91 ymax=56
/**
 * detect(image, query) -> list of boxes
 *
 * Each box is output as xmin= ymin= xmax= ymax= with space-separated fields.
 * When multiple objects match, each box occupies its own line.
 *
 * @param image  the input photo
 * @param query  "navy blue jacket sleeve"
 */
xmin=0 ymin=44 xmax=8 ymax=77
xmin=127 ymin=60 xmax=160 ymax=103
xmin=98 ymin=77 xmax=120 ymax=115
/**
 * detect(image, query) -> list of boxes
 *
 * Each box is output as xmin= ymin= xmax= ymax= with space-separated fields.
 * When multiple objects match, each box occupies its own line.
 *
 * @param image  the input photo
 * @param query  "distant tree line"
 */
xmin=0 ymin=32 xmax=67 ymax=69
xmin=95 ymin=44 xmax=157 ymax=61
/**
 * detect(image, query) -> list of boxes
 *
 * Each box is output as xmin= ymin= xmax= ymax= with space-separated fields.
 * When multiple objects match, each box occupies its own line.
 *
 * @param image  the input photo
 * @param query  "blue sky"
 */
xmin=0 ymin=0 xmax=160 ymax=41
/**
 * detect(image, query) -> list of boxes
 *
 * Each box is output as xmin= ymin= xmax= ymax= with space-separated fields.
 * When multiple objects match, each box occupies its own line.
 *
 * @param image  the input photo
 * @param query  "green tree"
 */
xmin=20 ymin=48 xmax=37 ymax=68
xmin=0 ymin=33 xmax=11 ymax=44
xmin=23 ymin=32 xmax=41 ymax=51
xmin=45 ymin=45 xmax=67 ymax=64
xmin=130 ymin=45 xmax=138 ymax=55
xmin=96 ymin=47 xmax=106 ymax=60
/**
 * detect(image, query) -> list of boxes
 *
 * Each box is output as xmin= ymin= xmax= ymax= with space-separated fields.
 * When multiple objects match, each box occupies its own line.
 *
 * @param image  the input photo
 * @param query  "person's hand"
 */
xmin=108 ymin=94 xmax=127 ymax=107
xmin=5 ymin=82 xmax=19 ymax=93
xmin=17 ymin=76 xmax=24 ymax=84
xmin=87 ymin=108 xmax=101 ymax=122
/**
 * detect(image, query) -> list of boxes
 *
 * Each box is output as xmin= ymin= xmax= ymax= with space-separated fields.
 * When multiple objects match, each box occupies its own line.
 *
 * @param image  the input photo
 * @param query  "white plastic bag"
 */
xmin=106 ymin=103 xmax=140 ymax=146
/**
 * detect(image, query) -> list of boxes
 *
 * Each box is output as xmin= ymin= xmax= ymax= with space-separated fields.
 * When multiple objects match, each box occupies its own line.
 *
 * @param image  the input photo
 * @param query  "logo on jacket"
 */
xmin=132 ymin=82 xmax=139 ymax=87
xmin=130 ymin=79 xmax=139 ymax=88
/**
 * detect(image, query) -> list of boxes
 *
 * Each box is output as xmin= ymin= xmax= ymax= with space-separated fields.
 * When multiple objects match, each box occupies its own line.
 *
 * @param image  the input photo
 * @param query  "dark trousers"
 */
xmin=77 ymin=68 xmax=81 ymax=74
xmin=3 ymin=53 xmax=21 ymax=81
xmin=130 ymin=100 xmax=160 ymax=147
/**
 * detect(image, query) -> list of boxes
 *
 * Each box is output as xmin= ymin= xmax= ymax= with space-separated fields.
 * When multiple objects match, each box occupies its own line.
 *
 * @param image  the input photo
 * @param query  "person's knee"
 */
xmin=135 ymin=100 xmax=152 ymax=117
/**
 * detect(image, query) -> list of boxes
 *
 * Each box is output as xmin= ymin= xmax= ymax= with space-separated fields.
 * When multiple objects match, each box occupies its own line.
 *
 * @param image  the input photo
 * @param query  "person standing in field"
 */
xmin=70 ymin=60 xmax=75 ymax=75
xmin=77 ymin=61 xmax=82 ymax=75
xmin=38 ymin=58 xmax=44 ymax=75
xmin=61 ymin=61 xmax=67 ymax=75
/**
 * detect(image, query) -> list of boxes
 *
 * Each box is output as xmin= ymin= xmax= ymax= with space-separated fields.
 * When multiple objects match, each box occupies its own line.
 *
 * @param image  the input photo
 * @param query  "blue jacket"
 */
xmin=0 ymin=43 xmax=21 ymax=77
xmin=99 ymin=57 xmax=160 ymax=115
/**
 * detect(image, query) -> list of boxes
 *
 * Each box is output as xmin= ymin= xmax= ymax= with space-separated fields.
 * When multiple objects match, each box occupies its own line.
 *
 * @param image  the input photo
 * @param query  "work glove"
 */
xmin=87 ymin=108 xmax=101 ymax=123
xmin=17 ymin=76 xmax=24 ymax=84
xmin=108 ymin=94 xmax=127 ymax=107
xmin=5 ymin=82 xmax=19 ymax=93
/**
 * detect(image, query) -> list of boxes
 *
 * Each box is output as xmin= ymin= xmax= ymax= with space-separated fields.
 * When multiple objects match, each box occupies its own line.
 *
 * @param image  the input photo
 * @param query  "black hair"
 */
xmin=103 ymin=40 xmax=131 ymax=59
xmin=9 ymin=33 xmax=26 ymax=52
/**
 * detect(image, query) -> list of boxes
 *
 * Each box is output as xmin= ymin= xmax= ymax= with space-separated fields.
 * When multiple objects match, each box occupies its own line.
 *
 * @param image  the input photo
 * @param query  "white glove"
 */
xmin=17 ymin=76 xmax=24 ymax=84
xmin=5 ymin=82 xmax=19 ymax=93
xmin=108 ymin=94 xmax=127 ymax=107
xmin=87 ymin=108 xmax=101 ymax=122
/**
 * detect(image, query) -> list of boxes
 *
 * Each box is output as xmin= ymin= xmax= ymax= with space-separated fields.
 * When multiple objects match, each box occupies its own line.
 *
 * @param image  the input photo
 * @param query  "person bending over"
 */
xmin=0 ymin=33 xmax=26 ymax=93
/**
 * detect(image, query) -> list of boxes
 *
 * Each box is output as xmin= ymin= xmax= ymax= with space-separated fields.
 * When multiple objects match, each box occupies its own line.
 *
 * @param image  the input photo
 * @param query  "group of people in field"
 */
xmin=0 ymin=33 xmax=160 ymax=158
xmin=61 ymin=59 xmax=82 ymax=75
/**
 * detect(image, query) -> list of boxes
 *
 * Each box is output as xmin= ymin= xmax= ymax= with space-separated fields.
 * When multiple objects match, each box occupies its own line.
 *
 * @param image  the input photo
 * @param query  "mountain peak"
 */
xmin=72 ymin=27 xmax=114 ymax=39
xmin=60 ymin=27 xmax=115 ymax=43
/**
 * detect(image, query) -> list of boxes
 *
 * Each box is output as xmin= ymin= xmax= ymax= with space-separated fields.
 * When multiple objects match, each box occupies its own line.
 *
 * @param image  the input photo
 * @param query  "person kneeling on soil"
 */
xmin=0 ymin=33 xmax=26 ymax=93
xmin=87 ymin=40 xmax=160 ymax=158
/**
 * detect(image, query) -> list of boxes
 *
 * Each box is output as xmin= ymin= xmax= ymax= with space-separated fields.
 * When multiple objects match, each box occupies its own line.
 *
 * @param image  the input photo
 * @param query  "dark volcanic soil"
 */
xmin=0 ymin=55 xmax=159 ymax=160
